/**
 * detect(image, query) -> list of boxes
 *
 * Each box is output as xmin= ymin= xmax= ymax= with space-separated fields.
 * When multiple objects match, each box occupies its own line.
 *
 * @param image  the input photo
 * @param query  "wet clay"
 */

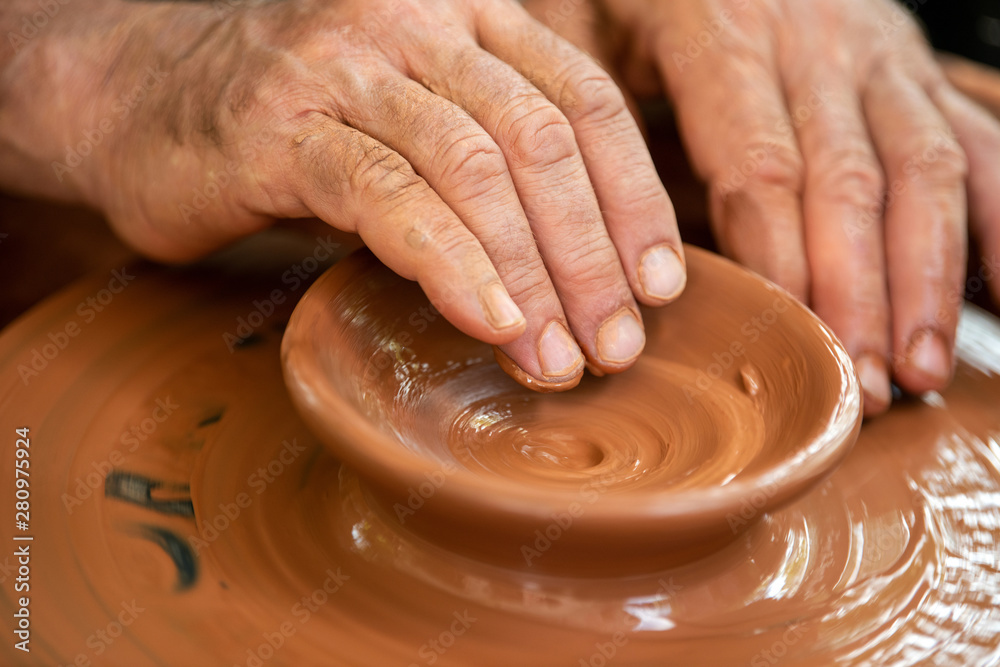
xmin=282 ymin=246 xmax=861 ymax=575
xmin=1 ymin=233 xmax=999 ymax=666
xmin=492 ymin=346 xmax=582 ymax=392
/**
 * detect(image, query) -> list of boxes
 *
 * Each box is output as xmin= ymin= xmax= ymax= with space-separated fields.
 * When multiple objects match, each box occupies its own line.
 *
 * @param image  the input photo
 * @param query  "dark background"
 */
xmin=916 ymin=0 xmax=1000 ymax=66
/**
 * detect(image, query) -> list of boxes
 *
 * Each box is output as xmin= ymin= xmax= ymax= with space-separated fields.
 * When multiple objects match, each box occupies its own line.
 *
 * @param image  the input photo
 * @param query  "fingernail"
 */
xmin=639 ymin=244 xmax=686 ymax=302
xmin=538 ymin=321 xmax=584 ymax=379
xmin=596 ymin=308 xmax=645 ymax=364
xmin=856 ymin=353 xmax=891 ymax=416
xmin=493 ymin=346 xmax=582 ymax=392
xmin=480 ymin=282 xmax=525 ymax=331
xmin=905 ymin=329 xmax=951 ymax=386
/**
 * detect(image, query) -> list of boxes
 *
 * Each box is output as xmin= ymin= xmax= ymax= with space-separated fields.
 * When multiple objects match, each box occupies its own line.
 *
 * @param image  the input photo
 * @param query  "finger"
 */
xmin=783 ymin=62 xmax=893 ymax=415
xmin=332 ymin=67 xmax=584 ymax=386
xmin=478 ymin=3 xmax=687 ymax=309
xmin=287 ymin=117 xmax=527 ymax=345
xmin=522 ymin=0 xmax=651 ymax=125
xmin=939 ymin=53 xmax=1000 ymax=120
xmin=655 ymin=33 xmax=810 ymax=302
xmin=404 ymin=18 xmax=649 ymax=374
xmin=933 ymin=84 xmax=1000 ymax=307
xmin=863 ymin=65 xmax=968 ymax=395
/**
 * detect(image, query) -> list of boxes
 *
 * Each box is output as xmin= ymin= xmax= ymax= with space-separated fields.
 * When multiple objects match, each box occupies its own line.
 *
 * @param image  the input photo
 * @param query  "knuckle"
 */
xmin=349 ymin=142 xmax=423 ymax=201
xmin=769 ymin=261 xmax=810 ymax=301
xmin=619 ymin=172 xmax=671 ymax=209
xmin=553 ymin=239 xmax=623 ymax=293
xmin=559 ymin=259 xmax=624 ymax=299
xmin=502 ymin=97 xmax=578 ymax=170
xmin=435 ymin=134 xmax=509 ymax=199
xmin=812 ymin=146 xmax=886 ymax=210
xmin=815 ymin=261 xmax=886 ymax=310
xmin=716 ymin=139 xmax=804 ymax=199
xmin=708 ymin=197 xmax=810 ymax=300
xmin=480 ymin=221 xmax=539 ymax=267
xmin=500 ymin=261 xmax=554 ymax=305
xmin=749 ymin=142 xmax=805 ymax=191
xmin=408 ymin=214 xmax=474 ymax=259
xmin=559 ymin=62 xmax=629 ymax=126
xmin=853 ymin=276 xmax=890 ymax=316
xmin=913 ymin=137 xmax=968 ymax=185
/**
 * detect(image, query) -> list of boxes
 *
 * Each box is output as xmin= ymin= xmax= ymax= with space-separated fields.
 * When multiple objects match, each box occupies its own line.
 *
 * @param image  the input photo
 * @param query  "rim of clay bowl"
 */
xmin=281 ymin=245 xmax=862 ymax=552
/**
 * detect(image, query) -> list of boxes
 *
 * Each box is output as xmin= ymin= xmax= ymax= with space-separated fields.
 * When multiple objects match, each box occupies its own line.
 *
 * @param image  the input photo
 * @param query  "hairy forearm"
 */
xmin=0 ymin=0 xmax=217 ymax=206
xmin=2 ymin=0 xmax=126 ymax=202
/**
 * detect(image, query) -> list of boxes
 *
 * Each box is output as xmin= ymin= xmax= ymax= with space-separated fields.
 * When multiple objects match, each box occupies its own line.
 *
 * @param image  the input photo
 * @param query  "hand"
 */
xmin=0 ymin=0 xmax=686 ymax=390
xmin=530 ymin=0 xmax=1000 ymax=414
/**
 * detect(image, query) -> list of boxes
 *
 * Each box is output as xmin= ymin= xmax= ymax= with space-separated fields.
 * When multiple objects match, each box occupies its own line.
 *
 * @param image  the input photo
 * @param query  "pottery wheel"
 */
xmin=2 ymin=233 xmax=999 ymax=666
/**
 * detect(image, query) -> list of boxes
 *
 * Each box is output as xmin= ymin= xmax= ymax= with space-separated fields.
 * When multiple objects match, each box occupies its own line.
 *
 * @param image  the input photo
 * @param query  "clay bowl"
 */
xmin=282 ymin=245 xmax=862 ymax=576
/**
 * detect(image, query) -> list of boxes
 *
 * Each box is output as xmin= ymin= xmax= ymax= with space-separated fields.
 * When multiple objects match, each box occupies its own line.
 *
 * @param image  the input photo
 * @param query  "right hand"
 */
xmin=20 ymin=0 xmax=686 ymax=389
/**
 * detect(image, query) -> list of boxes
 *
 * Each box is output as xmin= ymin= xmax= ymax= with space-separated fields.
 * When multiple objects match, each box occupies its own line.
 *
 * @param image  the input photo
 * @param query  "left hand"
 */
xmin=528 ymin=0 xmax=1000 ymax=416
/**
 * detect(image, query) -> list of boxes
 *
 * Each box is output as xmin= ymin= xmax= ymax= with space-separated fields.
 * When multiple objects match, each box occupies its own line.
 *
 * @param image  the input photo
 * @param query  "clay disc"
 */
xmin=1 ymin=233 xmax=999 ymax=666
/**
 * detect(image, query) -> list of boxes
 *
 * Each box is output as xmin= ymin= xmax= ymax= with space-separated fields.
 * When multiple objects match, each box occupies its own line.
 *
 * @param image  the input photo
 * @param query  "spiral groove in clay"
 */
xmin=282 ymin=245 xmax=861 ymax=573
xmin=2 ymin=235 xmax=998 ymax=665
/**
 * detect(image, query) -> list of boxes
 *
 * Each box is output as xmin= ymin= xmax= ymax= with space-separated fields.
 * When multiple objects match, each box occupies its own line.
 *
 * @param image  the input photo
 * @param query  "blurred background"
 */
xmin=916 ymin=0 xmax=1000 ymax=67
xmin=4 ymin=0 xmax=1000 ymax=329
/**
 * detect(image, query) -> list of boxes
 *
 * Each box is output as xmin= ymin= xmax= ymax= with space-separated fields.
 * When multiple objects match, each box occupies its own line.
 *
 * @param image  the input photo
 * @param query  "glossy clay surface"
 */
xmin=1 ymin=235 xmax=999 ymax=666
xmin=282 ymin=246 xmax=861 ymax=574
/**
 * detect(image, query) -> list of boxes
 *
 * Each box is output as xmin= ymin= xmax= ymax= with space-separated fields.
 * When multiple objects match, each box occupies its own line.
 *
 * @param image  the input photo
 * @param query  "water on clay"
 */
xmin=284 ymin=245 xmax=861 ymax=576
xmin=1 ymin=232 xmax=998 ymax=666
xmin=446 ymin=355 xmax=768 ymax=482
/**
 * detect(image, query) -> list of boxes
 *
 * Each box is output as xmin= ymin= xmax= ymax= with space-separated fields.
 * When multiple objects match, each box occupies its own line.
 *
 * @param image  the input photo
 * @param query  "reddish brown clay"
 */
xmin=282 ymin=245 xmax=862 ymax=575
xmin=0 ymin=233 xmax=998 ymax=666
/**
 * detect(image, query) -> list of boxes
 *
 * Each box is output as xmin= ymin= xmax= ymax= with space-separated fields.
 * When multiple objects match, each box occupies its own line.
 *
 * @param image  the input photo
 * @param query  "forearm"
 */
xmin=0 ymin=0 xmax=216 ymax=207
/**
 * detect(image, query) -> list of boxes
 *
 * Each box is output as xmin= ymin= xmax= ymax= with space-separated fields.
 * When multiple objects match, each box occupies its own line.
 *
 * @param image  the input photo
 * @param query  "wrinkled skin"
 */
xmin=4 ymin=0 xmax=1000 ymax=414
xmin=527 ymin=0 xmax=1000 ymax=414
xmin=0 ymin=0 xmax=686 ymax=390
